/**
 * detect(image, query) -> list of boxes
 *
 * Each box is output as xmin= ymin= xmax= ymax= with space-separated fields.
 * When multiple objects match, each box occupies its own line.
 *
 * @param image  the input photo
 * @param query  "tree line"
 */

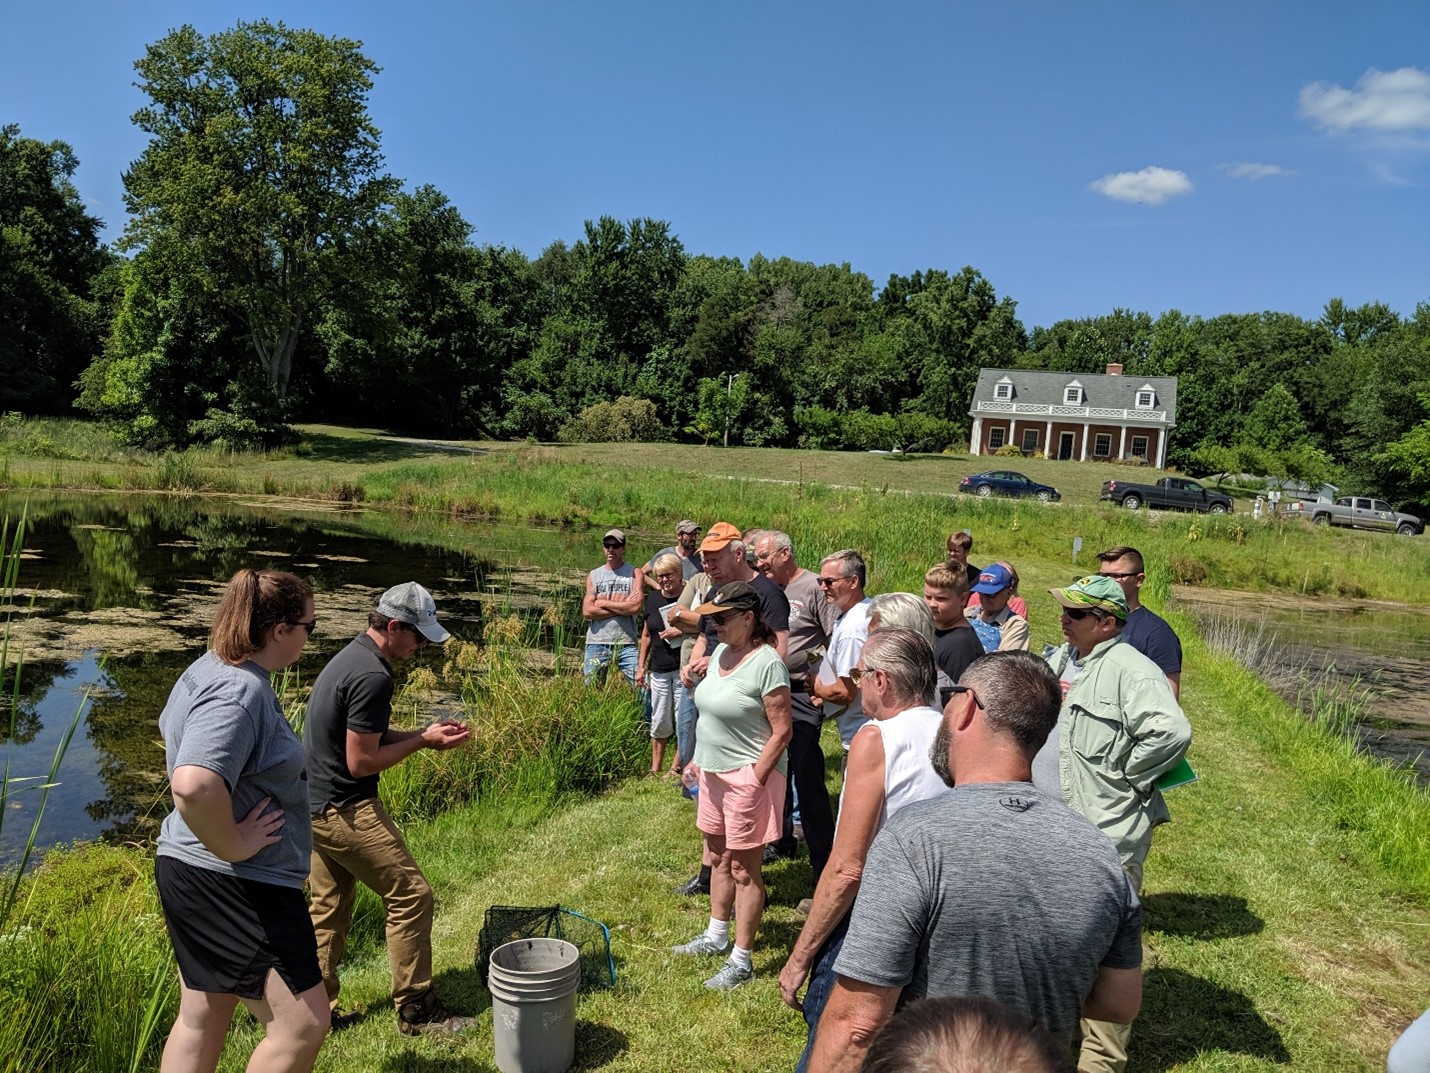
xmin=3 ymin=20 xmax=1428 ymax=508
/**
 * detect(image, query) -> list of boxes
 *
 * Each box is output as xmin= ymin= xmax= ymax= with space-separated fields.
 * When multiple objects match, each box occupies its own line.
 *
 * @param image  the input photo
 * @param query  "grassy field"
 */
xmin=1 ymin=418 xmax=1428 ymax=1070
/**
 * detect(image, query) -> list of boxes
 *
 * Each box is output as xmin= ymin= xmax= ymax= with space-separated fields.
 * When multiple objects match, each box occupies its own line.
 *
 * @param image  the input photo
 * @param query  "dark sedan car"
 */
xmin=958 ymin=470 xmax=1062 ymax=502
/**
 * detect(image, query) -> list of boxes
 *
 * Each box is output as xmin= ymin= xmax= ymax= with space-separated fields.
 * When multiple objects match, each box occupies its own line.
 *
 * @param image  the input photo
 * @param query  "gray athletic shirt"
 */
xmin=834 ymin=783 xmax=1142 ymax=1047
xmin=585 ymin=562 xmax=639 ymax=645
xmin=156 ymin=651 xmax=312 ymax=888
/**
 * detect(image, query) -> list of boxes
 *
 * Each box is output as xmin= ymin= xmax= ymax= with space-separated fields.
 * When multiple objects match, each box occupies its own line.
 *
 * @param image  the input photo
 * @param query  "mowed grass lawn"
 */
xmin=309 ymin=426 xmax=1203 ymax=508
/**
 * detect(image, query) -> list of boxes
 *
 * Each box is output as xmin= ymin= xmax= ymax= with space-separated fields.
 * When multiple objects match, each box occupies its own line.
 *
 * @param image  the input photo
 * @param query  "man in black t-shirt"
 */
xmin=305 ymin=582 xmax=472 ymax=1037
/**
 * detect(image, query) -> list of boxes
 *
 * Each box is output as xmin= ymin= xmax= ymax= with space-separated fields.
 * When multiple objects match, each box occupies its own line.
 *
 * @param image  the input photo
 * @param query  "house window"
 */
xmin=1093 ymin=433 xmax=1112 ymax=457
xmin=1021 ymin=429 xmax=1039 ymax=453
xmin=1064 ymin=386 xmax=1083 ymax=405
xmin=994 ymin=382 xmax=1012 ymax=400
xmin=1130 ymin=435 xmax=1148 ymax=458
xmin=988 ymin=427 xmax=1006 ymax=450
xmin=1136 ymin=389 xmax=1154 ymax=408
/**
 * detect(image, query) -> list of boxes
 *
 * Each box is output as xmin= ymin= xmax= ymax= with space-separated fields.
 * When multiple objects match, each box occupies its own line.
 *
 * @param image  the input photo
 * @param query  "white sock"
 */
xmin=705 ymin=918 xmax=730 ymax=945
xmin=730 ymin=945 xmax=753 ymax=971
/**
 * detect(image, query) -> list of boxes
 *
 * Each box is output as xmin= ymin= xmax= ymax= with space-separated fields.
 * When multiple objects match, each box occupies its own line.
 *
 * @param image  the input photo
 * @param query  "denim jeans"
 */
xmin=676 ymin=680 xmax=699 ymax=768
xmin=309 ymin=799 xmax=434 ymax=1009
xmin=582 ymin=642 xmax=638 ymax=685
xmin=794 ymin=913 xmax=850 ymax=1073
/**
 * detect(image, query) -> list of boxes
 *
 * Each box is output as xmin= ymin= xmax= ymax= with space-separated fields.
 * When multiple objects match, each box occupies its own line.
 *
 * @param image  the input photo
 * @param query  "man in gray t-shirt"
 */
xmin=807 ymin=651 xmax=1143 ymax=1073
xmin=582 ymin=528 xmax=644 ymax=683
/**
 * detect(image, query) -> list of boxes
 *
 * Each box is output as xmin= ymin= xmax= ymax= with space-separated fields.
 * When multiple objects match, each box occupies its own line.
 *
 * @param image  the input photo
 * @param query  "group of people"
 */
xmin=152 ymin=518 xmax=1193 ymax=1073
xmin=155 ymin=574 xmax=473 ymax=1073
xmin=582 ymin=521 xmax=1192 ymax=1072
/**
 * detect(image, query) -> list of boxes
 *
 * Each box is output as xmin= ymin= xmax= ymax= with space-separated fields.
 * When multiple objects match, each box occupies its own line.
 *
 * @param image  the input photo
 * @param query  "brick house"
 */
xmin=967 ymin=364 xmax=1178 ymax=468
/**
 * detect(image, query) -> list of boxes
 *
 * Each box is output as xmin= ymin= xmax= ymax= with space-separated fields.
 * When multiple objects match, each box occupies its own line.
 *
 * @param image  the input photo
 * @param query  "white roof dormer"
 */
xmin=1135 ymin=383 xmax=1156 ymax=409
xmin=1063 ymin=380 xmax=1084 ymax=406
xmin=994 ymin=376 xmax=1014 ymax=401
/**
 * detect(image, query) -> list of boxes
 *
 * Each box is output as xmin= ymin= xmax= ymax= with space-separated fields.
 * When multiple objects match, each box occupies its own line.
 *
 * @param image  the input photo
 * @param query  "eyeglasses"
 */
xmin=397 ymin=622 xmax=431 ymax=645
xmin=945 ymin=683 xmax=984 ymax=710
xmin=289 ymin=619 xmax=317 ymax=635
xmin=603 ymin=541 xmax=624 ymax=549
xmin=816 ymin=576 xmax=844 ymax=588
xmin=1098 ymin=570 xmax=1140 ymax=580
xmin=1062 ymin=608 xmax=1104 ymax=622
xmin=654 ymin=572 xmax=681 ymax=582
xmin=711 ymin=611 xmax=745 ymax=625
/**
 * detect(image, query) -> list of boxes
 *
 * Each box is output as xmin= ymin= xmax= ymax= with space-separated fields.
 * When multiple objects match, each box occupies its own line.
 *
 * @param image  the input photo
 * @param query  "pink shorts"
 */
xmin=696 ymin=765 xmax=786 ymax=851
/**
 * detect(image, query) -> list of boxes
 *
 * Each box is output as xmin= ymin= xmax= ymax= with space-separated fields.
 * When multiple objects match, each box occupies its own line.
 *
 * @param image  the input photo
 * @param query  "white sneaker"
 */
xmin=704 ymin=959 xmax=755 ymax=990
xmin=671 ymin=932 xmax=732 ymax=956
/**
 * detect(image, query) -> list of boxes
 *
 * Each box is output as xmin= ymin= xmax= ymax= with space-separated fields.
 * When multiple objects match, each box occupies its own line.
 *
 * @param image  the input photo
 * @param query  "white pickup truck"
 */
xmin=1280 ymin=496 xmax=1424 ymax=535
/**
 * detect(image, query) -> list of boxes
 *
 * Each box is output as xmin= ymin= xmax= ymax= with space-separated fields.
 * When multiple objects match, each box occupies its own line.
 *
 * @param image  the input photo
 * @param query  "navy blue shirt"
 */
xmin=1122 ymin=606 xmax=1182 ymax=677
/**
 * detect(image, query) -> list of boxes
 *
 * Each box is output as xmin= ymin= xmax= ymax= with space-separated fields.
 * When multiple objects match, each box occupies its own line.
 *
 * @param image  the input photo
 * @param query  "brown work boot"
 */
xmin=397 ymin=991 xmax=474 ymax=1037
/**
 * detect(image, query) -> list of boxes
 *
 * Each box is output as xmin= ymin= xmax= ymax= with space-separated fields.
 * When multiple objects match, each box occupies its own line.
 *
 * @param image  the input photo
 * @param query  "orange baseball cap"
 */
xmin=698 ymin=521 xmax=742 ymax=553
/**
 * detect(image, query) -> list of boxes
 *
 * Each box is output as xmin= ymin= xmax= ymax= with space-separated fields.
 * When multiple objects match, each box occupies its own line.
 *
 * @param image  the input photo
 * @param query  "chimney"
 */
xmin=1106 ymin=363 xmax=1123 ymax=376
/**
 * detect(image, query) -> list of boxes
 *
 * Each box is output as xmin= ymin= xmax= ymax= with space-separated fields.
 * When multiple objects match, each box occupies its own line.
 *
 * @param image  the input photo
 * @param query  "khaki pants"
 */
xmin=1079 ymin=850 xmax=1146 ymax=1073
xmin=309 ymin=799 xmax=434 ymax=1009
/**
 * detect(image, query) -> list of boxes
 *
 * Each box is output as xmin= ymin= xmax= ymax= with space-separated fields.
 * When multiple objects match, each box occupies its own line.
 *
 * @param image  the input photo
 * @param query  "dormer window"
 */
xmin=1064 ymin=381 xmax=1083 ymax=405
xmin=1135 ymin=385 xmax=1155 ymax=409
xmin=994 ymin=377 xmax=1013 ymax=401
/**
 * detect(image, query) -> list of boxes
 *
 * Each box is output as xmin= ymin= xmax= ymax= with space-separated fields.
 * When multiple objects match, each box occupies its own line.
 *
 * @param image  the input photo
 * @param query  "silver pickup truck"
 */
xmin=1280 ymin=496 xmax=1424 ymax=535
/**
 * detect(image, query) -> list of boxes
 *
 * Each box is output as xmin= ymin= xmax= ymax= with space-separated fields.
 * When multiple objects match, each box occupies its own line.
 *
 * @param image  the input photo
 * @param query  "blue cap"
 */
xmin=970 ymin=564 xmax=1014 ymax=595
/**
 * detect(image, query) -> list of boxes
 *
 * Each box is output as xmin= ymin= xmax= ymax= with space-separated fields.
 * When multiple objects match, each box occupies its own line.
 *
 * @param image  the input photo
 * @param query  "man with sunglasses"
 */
xmin=1096 ymin=546 xmax=1182 ymax=700
xmin=1032 ymin=575 xmax=1190 ymax=1073
xmin=582 ymin=528 xmax=645 ymax=684
xmin=807 ymin=652 xmax=1143 ymax=1073
xmin=304 ymin=582 xmax=473 ymax=1037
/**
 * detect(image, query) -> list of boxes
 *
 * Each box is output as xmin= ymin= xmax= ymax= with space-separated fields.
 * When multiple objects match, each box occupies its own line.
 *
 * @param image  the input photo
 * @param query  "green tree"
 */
xmin=317 ymin=186 xmax=535 ymax=435
xmin=77 ymin=251 xmax=245 ymax=446
xmin=886 ymin=267 xmax=1025 ymax=424
xmin=120 ymin=20 xmax=397 ymax=421
xmin=1241 ymin=383 xmax=1311 ymax=453
xmin=1375 ymin=393 xmax=1430 ymax=507
xmin=0 ymin=125 xmax=112 ymax=412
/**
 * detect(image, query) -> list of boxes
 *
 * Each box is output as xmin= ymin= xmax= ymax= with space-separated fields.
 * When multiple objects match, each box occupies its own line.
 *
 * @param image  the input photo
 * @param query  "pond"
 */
xmin=0 ymin=492 xmax=595 ymax=865
xmin=1173 ymin=586 xmax=1430 ymax=781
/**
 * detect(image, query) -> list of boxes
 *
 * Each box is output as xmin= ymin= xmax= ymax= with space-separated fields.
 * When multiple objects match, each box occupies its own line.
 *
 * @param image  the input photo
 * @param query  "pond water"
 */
xmin=1173 ymin=586 xmax=1430 ymax=781
xmin=0 ymin=492 xmax=593 ymax=865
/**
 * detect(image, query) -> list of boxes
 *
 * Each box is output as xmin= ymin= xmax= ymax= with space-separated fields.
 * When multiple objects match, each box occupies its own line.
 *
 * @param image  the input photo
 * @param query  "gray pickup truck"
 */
xmin=1099 ymin=476 xmax=1233 ymax=514
xmin=1280 ymin=496 xmax=1424 ymax=535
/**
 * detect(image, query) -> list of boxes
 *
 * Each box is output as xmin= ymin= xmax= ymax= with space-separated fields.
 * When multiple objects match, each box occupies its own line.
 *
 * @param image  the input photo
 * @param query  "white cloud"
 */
xmin=1225 ymin=162 xmax=1292 ymax=180
xmin=1299 ymin=66 xmax=1430 ymax=132
xmin=1088 ymin=166 xmax=1194 ymax=205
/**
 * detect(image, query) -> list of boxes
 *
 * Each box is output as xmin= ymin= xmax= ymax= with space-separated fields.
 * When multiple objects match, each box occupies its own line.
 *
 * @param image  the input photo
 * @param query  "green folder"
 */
xmin=1155 ymin=756 xmax=1198 ymax=791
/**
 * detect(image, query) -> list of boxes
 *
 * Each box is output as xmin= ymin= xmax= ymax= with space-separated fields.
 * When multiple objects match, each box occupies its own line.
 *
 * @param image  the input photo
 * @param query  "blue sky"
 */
xmin=5 ymin=1 xmax=1427 ymax=329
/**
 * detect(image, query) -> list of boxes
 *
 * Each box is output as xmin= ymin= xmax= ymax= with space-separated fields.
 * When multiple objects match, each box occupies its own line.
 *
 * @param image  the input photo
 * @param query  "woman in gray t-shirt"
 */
xmin=155 ymin=569 xmax=329 ymax=1073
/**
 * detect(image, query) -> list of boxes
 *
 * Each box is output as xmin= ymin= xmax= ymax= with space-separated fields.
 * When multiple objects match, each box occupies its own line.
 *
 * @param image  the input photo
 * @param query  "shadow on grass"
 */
xmin=571 ymin=1020 xmax=630 ymax=1069
xmin=1143 ymin=892 xmax=1265 ymax=940
xmin=378 ymin=1056 xmax=490 ymax=1072
xmin=301 ymin=431 xmax=486 ymax=465
xmin=433 ymin=964 xmax=494 ymax=1019
xmin=1132 ymin=966 xmax=1291 ymax=1071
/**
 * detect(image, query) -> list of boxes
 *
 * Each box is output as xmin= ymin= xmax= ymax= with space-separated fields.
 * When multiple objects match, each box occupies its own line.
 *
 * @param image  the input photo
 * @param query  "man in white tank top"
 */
xmin=779 ymin=628 xmax=946 ymax=1073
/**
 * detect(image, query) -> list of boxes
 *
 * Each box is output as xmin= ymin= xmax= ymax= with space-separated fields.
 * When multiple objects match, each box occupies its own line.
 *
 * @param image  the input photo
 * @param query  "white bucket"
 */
xmin=488 ymin=938 xmax=581 ymax=1073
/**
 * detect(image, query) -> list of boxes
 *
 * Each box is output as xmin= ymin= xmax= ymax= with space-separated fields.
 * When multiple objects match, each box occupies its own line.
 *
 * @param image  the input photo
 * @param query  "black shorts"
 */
xmin=155 ymin=855 xmax=321 ymax=1000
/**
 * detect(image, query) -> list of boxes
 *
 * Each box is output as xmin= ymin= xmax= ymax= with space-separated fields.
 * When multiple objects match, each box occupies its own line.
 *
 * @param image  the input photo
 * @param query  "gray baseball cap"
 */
xmin=376 ymin=582 xmax=451 ymax=643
